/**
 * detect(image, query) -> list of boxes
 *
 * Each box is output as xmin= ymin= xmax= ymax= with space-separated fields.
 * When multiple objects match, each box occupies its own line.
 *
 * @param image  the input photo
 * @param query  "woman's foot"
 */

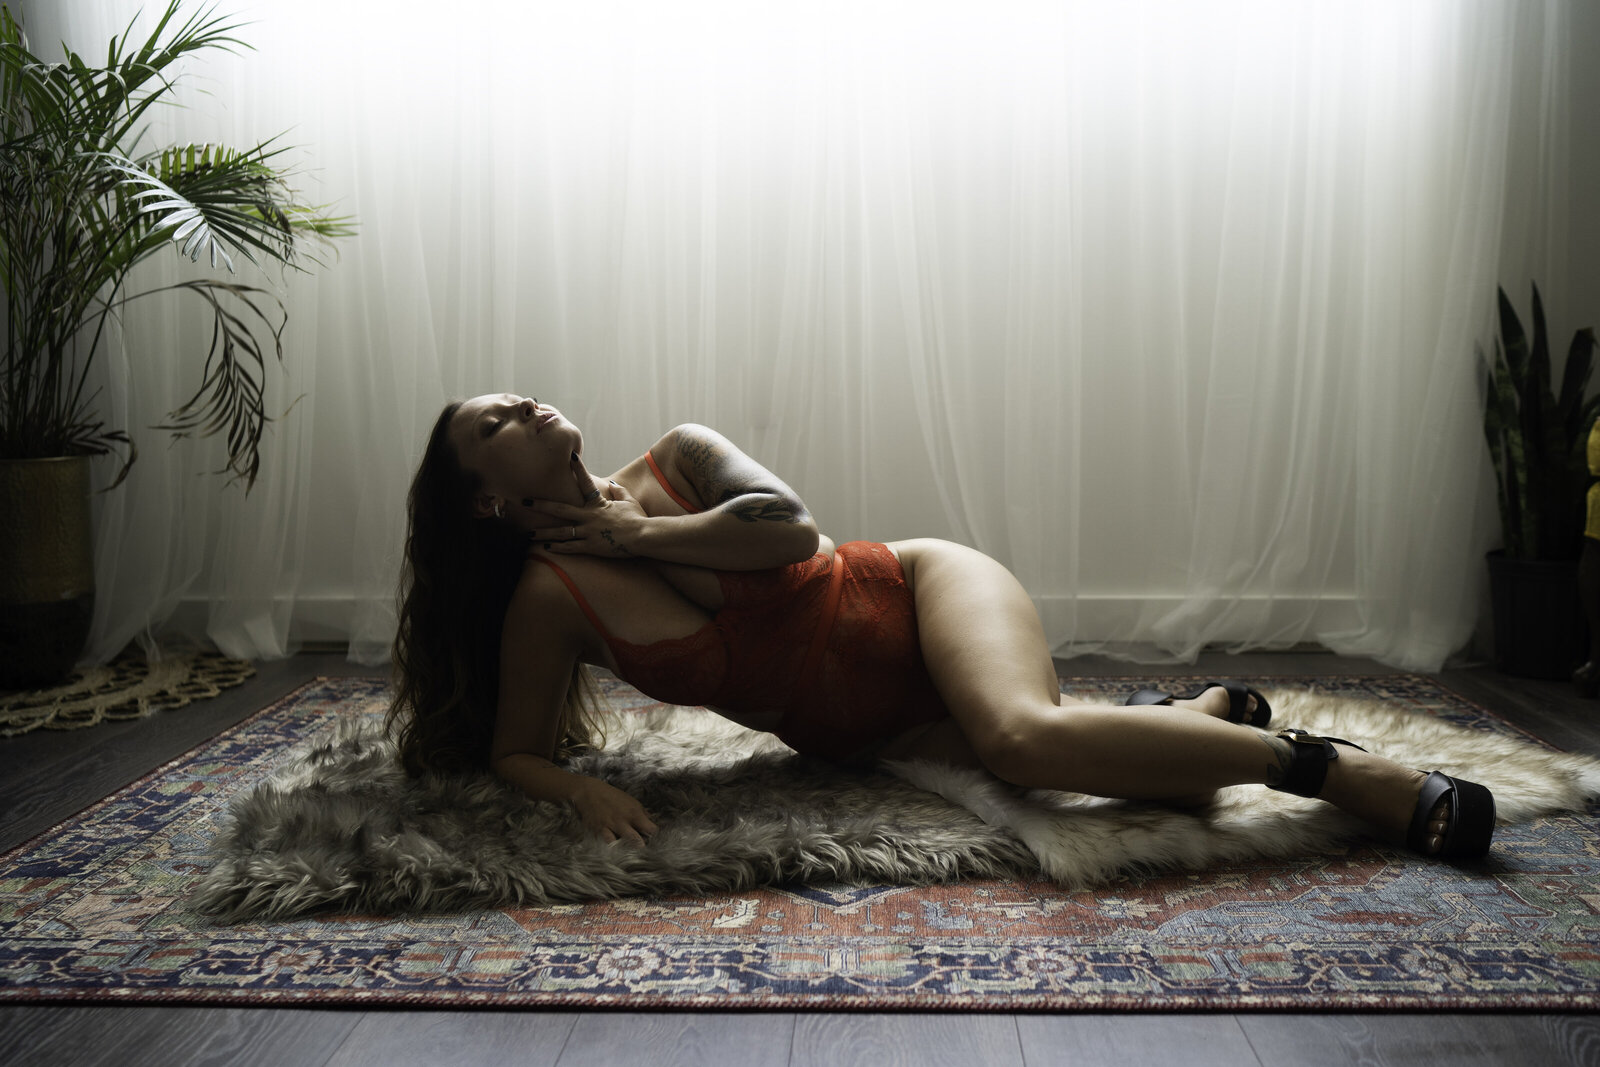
xmin=1171 ymin=684 xmax=1260 ymax=723
xmin=1293 ymin=740 xmax=1484 ymax=857
xmin=1127 ymin=680 xmax=1272 ymax=728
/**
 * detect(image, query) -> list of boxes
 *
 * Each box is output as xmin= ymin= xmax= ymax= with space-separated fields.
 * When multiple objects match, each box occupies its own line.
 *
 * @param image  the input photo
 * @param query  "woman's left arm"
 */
xmin=531 ymin=423 xmax=821 ymax=569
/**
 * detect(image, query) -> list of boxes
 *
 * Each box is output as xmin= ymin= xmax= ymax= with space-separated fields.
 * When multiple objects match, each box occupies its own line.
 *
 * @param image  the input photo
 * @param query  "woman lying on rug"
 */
xmin=387 ymin=394 xmax=1494 ymax=860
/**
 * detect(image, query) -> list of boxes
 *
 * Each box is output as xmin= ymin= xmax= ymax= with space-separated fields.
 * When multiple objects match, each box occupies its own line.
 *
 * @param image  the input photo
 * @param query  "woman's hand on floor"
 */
xmin=571 ymin=777 xmax=659 ymax=846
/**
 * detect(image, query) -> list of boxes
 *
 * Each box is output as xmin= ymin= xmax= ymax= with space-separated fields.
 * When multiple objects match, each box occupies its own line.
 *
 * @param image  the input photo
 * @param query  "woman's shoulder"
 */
xmin=505 ymin=554 xmax=646 ymax=662
xmin=612 ymin=426 xmax=709 ymax=515
xmin=616 ymin=423 xmax=705 ymax=469
xmin=646 ymin=423 xmax=735 ymax=472
xmin=506 ymin=553 xmax=609 ymax=632
xmin=514 ymin=552 xmax=666 ymax=615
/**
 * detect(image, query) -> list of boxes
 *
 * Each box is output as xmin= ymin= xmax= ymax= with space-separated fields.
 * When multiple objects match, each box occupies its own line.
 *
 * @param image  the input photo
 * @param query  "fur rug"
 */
xmin=193 ymin=688 xmax=1600 ymax=922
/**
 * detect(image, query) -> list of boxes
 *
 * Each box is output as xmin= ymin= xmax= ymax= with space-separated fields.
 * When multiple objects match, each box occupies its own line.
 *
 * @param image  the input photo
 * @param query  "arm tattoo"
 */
xmin=1260 ymin=734 xmax=1294 ymax=787
xmin=600 ymin=529 xmax=633 ymax=556
xmin=678 ymin=434 xmax=746 ymax=504
xmin=724 ymin=496 xmax=804 ymax=524
xmin=676 ymin=433 xmax=725 ymax=492
xmin=677 ymin=427 xmax=809 ymax=525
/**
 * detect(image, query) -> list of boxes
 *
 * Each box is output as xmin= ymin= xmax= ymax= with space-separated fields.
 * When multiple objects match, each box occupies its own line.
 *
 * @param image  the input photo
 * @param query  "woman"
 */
xmin=389 ymin=393 xmax=1494 ymax=860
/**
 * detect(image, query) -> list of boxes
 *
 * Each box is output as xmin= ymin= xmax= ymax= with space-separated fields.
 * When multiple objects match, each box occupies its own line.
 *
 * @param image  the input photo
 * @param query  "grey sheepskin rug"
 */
xmin=193 ymin=689 xmax=1600 ymax=922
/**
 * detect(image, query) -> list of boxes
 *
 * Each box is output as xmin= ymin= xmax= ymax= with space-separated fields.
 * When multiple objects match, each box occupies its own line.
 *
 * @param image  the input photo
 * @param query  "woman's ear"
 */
xmin=472 ymin=492 xmax=498 ymax=519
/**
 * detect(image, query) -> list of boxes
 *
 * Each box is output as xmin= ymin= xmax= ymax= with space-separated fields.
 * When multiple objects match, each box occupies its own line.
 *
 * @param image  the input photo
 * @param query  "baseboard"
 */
xmin=154 ymin=593 xmax=1362 ymax=662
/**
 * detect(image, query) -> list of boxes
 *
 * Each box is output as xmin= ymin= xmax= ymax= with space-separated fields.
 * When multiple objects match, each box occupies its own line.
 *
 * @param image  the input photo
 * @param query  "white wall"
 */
xmin=14 ymin=0 xmax=1589 ymax=664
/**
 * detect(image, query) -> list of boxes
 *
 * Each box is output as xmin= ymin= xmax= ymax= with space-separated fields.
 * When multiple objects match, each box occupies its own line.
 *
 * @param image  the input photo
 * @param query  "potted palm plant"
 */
xmin=0 ymin=1 xmax=352 ymax=687
xmin=1480 ymin=283 xmax=1598 ymax=678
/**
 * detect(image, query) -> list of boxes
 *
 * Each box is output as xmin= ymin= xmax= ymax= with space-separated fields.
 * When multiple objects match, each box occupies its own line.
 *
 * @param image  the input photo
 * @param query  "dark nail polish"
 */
xmin=522 ymin=498 xmax=533 ymax=507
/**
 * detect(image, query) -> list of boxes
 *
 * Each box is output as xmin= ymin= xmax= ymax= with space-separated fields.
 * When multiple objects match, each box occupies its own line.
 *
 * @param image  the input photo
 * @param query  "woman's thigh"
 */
xmin=889 ymin=538 xmax=1063 ymax=760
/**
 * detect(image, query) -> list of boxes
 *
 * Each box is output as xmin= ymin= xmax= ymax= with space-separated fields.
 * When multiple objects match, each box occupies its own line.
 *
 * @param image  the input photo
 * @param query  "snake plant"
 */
xmin=0 ymin=1 xmax=352 ymax=489
xmin=1481 ymin=283 xmax=1599 ymax=561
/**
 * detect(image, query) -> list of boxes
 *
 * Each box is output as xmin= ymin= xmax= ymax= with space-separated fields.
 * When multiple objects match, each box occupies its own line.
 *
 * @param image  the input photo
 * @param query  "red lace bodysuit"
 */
xmin=530 ymin=454 xmax=951 ymax=761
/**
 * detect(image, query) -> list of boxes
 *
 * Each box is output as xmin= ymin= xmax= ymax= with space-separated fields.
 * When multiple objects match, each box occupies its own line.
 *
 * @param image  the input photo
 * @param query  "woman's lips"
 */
xmin=536 ymin=411 xmax=557 ymax=433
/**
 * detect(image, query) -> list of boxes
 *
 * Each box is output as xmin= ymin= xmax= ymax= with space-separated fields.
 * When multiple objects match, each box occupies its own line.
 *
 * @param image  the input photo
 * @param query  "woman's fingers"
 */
xmin=574 ymin=780 xmax=657 ymax=846
xmin=598 ymin=825 xmax=654 ymax=847
xmin=570 ymin=451 xmax=602 ymax=501
xmin=531 ymin=522 xmax=585 ymax=542
xmin=588 ymin=813 xmax=659 ymax=847
xmin=525 ymin=462 xmax=614 ymax=531
xmin=615 ymin=810 xmax=659 ymax=846
xmin=529 ymin=499 xmax=584 ymax=520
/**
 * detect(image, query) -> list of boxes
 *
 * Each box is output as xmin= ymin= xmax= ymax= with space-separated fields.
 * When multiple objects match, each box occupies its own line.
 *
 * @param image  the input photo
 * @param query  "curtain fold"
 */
xmin=16 ymin=0 xmax=1571 ymax=670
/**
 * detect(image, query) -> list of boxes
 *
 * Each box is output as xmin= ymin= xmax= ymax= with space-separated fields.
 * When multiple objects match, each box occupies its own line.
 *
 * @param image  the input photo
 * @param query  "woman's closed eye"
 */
xmin=482 ymin=398 xmax=536 ymax=436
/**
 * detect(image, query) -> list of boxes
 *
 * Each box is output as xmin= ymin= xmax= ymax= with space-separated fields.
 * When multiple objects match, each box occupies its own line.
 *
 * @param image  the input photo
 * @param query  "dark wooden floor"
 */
xmin=3 ymin=650 xmax=1599 ymax=1066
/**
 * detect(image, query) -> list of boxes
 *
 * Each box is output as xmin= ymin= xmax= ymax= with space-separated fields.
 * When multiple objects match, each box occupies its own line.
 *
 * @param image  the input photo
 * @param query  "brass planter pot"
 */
xmin=0 ymin=456 xmax=95 ymax=689
xmin=1486 ymin=549 xmax=1586 ymax=680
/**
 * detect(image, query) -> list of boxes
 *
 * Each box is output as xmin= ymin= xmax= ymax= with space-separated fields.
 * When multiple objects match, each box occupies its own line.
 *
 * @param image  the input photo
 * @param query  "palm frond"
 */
xmin=1 ymin=0 xmax=351 ymax=488
xmin=145 ymin=279 xmax=286 ymax=490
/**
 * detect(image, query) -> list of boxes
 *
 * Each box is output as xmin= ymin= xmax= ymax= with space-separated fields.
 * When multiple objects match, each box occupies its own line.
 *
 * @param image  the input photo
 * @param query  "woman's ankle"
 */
xmin=1317 ymin=748 xmax=1428 ymax=842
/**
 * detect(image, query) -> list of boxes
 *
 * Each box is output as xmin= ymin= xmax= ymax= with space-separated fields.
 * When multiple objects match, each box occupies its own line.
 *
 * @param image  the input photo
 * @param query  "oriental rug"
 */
xmin=1 ymin=674 xmax=1599 ymax=1010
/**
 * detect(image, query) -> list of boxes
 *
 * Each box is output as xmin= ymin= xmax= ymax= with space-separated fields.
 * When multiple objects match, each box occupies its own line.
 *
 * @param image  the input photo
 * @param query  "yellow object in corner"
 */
xmin=1588 ymin=419 xmax=1600 ymax=541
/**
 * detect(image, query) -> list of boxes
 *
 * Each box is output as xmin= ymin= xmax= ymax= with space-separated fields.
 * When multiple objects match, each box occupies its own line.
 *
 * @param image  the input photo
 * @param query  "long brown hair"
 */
xmin=387 ymin=401 xmax=606 ymax=776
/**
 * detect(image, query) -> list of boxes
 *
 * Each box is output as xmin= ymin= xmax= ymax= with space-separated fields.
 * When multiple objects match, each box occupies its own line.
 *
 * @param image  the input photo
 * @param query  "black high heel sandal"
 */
xmin=1267 ymin=729 xmax=1496 ymax=860
xmin=1124 ymin=680 xmax=1273 ymax=729
xmin=1407 ymin=771 xmax=1496 ymax=860
xmin=1265 ymin=728 xmax=1366 ymax=797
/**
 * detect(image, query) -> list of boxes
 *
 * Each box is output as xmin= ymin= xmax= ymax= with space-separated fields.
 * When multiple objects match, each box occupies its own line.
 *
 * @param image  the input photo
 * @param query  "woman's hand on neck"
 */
xmin=506 ymin=452 xmax=601 ymax=533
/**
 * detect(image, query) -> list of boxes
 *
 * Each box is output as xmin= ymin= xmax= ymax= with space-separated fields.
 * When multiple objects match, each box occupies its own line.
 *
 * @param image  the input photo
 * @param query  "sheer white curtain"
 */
xmin=20 ymin=0 xmax=1571 ymax=670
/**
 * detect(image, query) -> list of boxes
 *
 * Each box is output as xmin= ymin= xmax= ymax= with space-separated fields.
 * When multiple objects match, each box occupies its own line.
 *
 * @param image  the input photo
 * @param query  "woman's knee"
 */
xmin=964 ymin=708 xmax=1091 ymax=788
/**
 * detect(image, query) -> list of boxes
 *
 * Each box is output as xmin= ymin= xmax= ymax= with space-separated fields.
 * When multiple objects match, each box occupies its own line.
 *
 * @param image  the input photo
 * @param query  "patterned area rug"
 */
xmin=1 ymin=674 xmax=1598 ymax=1010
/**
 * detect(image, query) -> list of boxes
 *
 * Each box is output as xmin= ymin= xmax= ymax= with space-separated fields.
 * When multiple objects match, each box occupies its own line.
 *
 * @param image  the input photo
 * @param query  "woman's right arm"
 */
xmin=490 ymin=569 xmax=658 ymax=846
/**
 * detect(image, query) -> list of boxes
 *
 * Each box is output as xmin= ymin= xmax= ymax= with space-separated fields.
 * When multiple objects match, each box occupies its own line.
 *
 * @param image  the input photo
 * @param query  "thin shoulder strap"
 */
xmin=645 ymin=450 xmax=702 ymax=514
xmin=646 ymin=447 xmax=704 ymax=515
xmin=529 ymin=556 xmax=613 ymax=642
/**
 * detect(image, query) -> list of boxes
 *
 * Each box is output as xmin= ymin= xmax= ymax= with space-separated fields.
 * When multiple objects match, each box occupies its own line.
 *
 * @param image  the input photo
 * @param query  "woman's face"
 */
xmin=450 ymin=393 xmax=583 ymax=516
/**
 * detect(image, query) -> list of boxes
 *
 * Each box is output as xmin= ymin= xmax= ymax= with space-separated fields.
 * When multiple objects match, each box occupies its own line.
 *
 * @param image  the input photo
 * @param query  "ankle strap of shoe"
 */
xmin=1268 ymin=729 xmax=1366 ymax=798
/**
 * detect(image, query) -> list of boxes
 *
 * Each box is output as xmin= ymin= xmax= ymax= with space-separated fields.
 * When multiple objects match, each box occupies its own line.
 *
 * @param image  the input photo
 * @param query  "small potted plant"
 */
xmin=1480 ymin=283 xmax=1598 ymax=678
xmin=0 ymin=1 xmax=352 ymax=686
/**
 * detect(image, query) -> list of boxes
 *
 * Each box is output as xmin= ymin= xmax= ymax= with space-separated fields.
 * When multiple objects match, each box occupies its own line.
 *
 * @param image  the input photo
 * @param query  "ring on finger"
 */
xmin=571 ymin=525 xmax=577 ymax=540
